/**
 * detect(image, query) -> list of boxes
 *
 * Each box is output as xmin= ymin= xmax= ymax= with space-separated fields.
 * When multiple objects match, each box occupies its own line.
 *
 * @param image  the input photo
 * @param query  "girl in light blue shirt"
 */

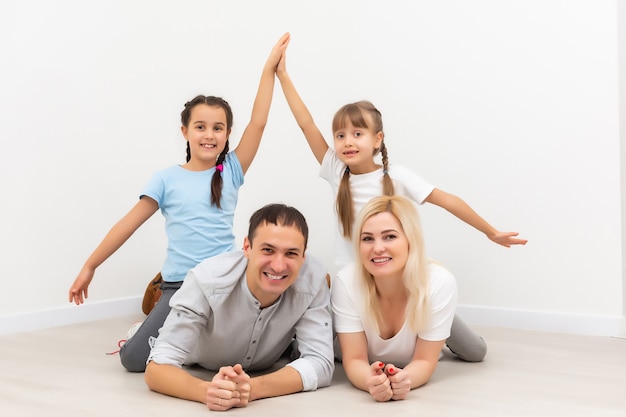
xmin=68 ymin=33 xmax=291 ymax=372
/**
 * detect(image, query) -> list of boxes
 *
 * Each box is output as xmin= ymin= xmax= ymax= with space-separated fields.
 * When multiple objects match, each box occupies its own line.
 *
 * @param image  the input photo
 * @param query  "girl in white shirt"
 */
xmin=276 ymin=38 xmax=527 ymax=363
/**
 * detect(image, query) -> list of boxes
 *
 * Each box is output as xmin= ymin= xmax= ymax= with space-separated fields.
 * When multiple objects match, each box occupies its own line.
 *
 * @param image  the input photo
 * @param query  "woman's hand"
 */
xmin=384 ymin=363 xmax=411 ymax=400
xmin=366 ymin=361 xmax=393 ymax=402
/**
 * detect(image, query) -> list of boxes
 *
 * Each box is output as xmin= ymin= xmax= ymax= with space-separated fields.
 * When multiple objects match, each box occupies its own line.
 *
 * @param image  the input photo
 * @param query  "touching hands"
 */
xmin=266 ymin=32 xmax=290 ymax=74
xmin=384 ymin=364 xmax=411 ymax=401
xmin=366 ymin=361 xmax=392 ymax=402
xmin=366 ymin=362 xmax=411 ymax=402
xmin=276 ymin=37 xmax=288 ymax=77
xmin=488 ymin=231 xmax=528 ymax=247
xmin=206 ymin=364 xmax=251 ymax=411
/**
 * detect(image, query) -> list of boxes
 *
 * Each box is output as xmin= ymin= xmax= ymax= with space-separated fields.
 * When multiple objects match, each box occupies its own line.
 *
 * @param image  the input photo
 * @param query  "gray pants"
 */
xmin=445 ymin=314 xmax=487 ymax=362
xmin=119 ymin=280 xmax=182 ymax=372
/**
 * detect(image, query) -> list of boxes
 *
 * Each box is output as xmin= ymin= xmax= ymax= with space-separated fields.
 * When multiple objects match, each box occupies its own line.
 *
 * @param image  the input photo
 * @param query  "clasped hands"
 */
xmin=367 ymin=361 xmax=411 ymax=402
xmin=206 ymin=364 xmax=251 ymax=411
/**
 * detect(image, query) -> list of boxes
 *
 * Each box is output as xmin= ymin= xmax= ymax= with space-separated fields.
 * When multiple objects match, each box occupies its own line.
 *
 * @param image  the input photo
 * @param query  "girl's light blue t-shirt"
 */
xmin=141 ymin=152 xmax=244 ymax=282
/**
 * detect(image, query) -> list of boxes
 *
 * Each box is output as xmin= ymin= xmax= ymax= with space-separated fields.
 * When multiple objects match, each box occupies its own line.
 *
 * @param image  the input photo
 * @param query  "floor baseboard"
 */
xmin=457 ymin=305 xmax=626 ymax=338
xmin=1 ymin=299 xmax=625 ymax=338
xmin=0 ymin=296 xmax=143 ymax=336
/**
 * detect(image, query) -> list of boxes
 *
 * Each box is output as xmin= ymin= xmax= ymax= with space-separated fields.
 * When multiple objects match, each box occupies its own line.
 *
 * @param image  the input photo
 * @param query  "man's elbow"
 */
xmin=144 ymin=361 xmax=160 ymax=392
xmin=318 ymin=360 xmax=335 ymax=389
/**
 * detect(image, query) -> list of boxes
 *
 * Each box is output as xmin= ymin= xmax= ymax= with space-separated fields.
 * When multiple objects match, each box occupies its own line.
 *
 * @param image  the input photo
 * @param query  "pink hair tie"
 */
xmin=215 ymin=164 xmax=223 ymax=172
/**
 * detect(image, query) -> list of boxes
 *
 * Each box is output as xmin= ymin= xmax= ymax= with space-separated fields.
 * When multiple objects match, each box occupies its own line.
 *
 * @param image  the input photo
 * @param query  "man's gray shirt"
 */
xmin=148 ymin=250 xmax=335 ymax=391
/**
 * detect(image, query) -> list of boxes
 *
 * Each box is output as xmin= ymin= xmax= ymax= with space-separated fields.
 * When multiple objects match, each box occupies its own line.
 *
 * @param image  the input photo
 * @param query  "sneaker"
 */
xmin=124 ymin=320 xmax=143 ymax=341
xmin=106 ymin=321 xmax=143 ymax=355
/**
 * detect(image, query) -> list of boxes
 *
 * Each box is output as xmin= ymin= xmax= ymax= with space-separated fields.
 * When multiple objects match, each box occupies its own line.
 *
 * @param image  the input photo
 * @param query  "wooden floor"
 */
xmin=1 ymin=314 xmax=625 ymax=417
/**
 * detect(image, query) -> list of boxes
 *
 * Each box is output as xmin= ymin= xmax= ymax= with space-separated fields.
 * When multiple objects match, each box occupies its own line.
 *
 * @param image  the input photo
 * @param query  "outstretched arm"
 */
xmin=424 ymin=189 xmax=528 ymax=247
xmin=235 ymin=32 xmax=291 ymax=174
xmin=68 ymin=197 xmax=158 ymax=304
xmin=276 ymin=43 xmax=329 ymax=164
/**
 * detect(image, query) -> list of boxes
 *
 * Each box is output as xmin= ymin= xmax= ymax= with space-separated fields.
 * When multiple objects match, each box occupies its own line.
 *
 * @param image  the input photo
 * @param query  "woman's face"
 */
xmin=358 ymin=211 xmax=409 ymax=279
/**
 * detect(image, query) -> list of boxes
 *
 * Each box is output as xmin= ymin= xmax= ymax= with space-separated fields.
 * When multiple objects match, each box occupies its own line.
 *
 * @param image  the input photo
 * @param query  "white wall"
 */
xmin=620 ymin=0 xmax=626 ymax=326
xmin=1 ymin=0 xmax=624 ymax=337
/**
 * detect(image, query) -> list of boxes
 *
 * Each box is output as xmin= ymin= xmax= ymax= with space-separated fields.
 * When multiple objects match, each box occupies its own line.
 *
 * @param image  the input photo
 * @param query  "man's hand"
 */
xmin=229 ymin=364 xmax=251 ymax=408
xmin=206 ymin=365 xmax=250 ymax=411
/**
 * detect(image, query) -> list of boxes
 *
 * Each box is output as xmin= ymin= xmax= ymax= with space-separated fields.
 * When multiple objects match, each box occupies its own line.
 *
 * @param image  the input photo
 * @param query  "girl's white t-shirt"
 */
xmin=319 ymin=148 xmax=435 ymax=270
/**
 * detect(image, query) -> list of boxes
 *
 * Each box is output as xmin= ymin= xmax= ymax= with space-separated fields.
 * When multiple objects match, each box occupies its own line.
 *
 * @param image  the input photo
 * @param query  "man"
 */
xmin=144 ymin=203 xmax=334 ymax=411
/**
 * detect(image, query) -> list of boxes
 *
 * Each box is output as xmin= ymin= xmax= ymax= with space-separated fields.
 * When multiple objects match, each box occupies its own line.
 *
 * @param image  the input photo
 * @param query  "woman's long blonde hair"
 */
xmin=333 ymin=101 xmax=395 ymax=239
xmin=354 ymin=195 xmax=430 ymax=333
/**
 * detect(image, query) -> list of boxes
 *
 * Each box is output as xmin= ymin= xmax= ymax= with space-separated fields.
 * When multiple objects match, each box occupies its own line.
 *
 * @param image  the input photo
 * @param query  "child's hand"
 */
xmin=384 ymin=364 xmax=411 ymax=400
xmin=488 ymin=230 xmax=528 ymax=247
xmin=276 ymin=44 xmax=287 ymax=77
xmin=68 ymin=266 xmax=95 ymax=305
xmin=265 ymin=32 xmax=290 ymax=73
xmin=367 ymin=361 xmax=392 ymax=402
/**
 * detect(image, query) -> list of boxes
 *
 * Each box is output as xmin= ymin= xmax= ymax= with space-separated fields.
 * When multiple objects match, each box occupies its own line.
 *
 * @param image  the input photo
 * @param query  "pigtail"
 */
xmin=210 ymin=141 xmax=229 ymax=209
xmin=336 ymin=167 xmax=354 ymax=239
xmin=380 ymin=141 xmax=395 ymax=196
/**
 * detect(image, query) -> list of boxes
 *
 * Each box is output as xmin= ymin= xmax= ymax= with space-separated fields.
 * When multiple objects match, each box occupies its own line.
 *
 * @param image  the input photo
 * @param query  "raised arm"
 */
xmin=234 ymin=32 xmax=291 ymax=174
xmin=68 ymin=197 xmax=158 ymax=304
xmin=276 ymin=44 xmax=329 ymax=164
xmin=424 ymin=188 xmax=528 ymax=247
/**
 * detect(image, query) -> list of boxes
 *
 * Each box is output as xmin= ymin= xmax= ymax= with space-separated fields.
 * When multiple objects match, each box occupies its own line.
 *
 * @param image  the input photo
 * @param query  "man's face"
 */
xmin=244 ymin=222 xmax=306 ymax=308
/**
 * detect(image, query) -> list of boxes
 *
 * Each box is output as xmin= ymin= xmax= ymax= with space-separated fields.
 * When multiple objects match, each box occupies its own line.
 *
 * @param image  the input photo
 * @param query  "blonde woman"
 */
xmin=331 ymin=195 xmax=457 ymax=401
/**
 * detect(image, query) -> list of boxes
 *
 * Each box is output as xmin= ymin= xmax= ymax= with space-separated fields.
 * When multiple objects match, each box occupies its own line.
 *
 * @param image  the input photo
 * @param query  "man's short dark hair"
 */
xmin=247 ymin=203 xmax=309 ymax=249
